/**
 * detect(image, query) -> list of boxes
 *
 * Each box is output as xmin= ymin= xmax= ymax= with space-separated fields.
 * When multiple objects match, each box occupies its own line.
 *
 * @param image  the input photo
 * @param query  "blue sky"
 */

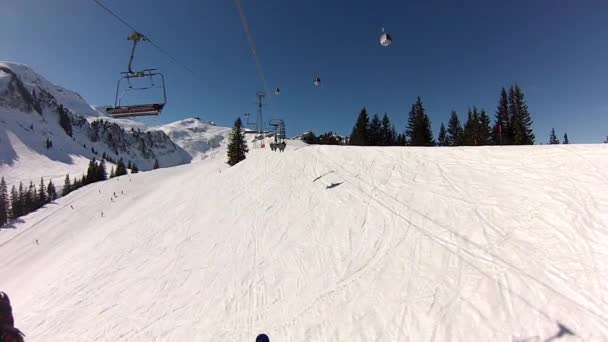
xmin=2 ymin=0 xmax=607 ymax=143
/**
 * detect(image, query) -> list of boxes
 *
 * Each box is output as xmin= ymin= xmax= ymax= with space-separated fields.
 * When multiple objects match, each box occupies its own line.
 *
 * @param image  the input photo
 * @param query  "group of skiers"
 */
xmin=269 ymin=141 xmax=286 ymax=152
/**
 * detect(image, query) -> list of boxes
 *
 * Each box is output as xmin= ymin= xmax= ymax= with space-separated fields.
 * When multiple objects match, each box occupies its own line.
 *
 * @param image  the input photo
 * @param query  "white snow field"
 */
xmin=1 ymin=143 xmax=608 ymax=341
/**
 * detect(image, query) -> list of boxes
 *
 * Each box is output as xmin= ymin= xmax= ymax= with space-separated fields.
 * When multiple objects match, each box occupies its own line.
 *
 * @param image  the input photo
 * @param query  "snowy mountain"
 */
xmin=1 ymin=143 xmax=607 ymax=341
xmin=83 ymin=116 xmax=232 ymax=161
xmin=155 ymin=118 xmax=231 ymax=160
xmin=0 ymin=62 xmax=191 ymax=188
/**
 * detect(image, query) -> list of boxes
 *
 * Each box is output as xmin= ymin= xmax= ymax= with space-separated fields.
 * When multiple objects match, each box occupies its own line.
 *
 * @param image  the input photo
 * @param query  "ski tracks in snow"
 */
xmin=314 ymin=148 xmax=608 ymax=338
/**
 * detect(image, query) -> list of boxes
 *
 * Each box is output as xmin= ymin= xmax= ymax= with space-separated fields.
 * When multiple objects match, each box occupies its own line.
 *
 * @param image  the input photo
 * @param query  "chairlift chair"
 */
xmin=379 ymin=26 xmax=392 ymax=47
xmin=106 ymin=32 xmax=167 ymax=118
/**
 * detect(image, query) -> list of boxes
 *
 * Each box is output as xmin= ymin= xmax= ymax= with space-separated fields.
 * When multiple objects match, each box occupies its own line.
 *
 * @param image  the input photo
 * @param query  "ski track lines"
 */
xmin=1 ymin=144 xmax=608 ymax=341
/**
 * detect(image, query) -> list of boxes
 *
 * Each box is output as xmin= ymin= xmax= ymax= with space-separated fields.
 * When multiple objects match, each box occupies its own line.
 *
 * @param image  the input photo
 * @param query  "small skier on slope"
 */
xmin=0 ymin=292 xmax=25 ymax=342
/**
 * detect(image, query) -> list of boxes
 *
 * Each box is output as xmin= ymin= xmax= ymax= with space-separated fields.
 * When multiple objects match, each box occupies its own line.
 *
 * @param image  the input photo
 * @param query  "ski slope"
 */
xmin=1 ymin=144 xmax=608 ymax=341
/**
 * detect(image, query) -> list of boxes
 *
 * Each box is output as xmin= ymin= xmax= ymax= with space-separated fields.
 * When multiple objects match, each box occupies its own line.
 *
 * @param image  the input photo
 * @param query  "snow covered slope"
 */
xmin=1 ymin=144 xmax=608 ymax=341
xmin=0 ymin=62 xmax=191 ymax=188
xmin=80 ymin=117 xmax=231 ymax=161
xmin=0 ymin=62 xmax=102 ymax=117
xmin=156 ymin=118 xmax=231 ymax=160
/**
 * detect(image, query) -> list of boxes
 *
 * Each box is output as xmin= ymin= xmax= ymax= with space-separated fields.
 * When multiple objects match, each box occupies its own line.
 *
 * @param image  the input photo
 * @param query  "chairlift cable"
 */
xmin=90 ymin=0 xmax=202 ymax=81
xmin=234 ymin=0 xmax=269 ymax=94
xmin=234 ymin=0 xmax=279 ymax=122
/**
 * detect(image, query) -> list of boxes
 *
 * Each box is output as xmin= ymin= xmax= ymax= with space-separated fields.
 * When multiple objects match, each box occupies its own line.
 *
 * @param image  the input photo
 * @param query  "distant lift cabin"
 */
xmin=106 ymin=32 xmax=167 ymax=118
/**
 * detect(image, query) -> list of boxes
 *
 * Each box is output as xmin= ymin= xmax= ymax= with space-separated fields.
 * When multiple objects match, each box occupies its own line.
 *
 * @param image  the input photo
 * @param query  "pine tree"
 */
xmin=446 ymin=111 xmax=463 ymax=146
xmin=9 ymin=185 xmax=20 ymax=220
xmin=549 ymin=128 xmax=560 ymax=144
xmin=25 ymin=181 xmax=35 ymax=213
xmin=227 ymin=118 xmax=249 ymax=166
xmin=367 ymin=114 xmax=382 ymax=146
xmin=379 ymin=113 xmax=397 ymax=146
xmin=153 ymin=159 xmax=160 ymax=169
xmin=463 ymin=108 xmax=480 ymax=146
xmin=58 ymin=104 xmax=73 ymax=137
xmin=38 ymin=177 xmax=47 ymax=206
xmin=604 ymin=136 xmax=608 ymax=143
xmin=492 ymin=88 xmax=510 ymax=145
xmin=72 ymin=177 xmax=81 ymax=191
xmin=86 ymin=158 xmax=98 ymax=184
xmin=437 ymin=123 xmax=448 ymax=146
xmin=62 ymin=174 xmax=71 ymax=196
xmin=388 ymin=126 xmax=397 ymax=146
xmin=478 ymin=110 xmax=492 ymax=145
xmin=0 ymin=178 xmax=8 ymax=226
xmin=127 ymin=161 xmax=132 ymax=170
xmin=563 ymin=133 xmax=570 ymax=144
xmin=131 ymin=163 xmax=139 ymax=174
xmin=97 ymin=160 xmax=108 ymax=181
xmin=115 ymin=158 xmax=127 ymax=177
xmin=509 ymin=85 xmax=535 ymax=145
xmin=396 ymin=133 xmax=406 ymax=146
xmin=349 ymin=108 xmax=370 ymax=146
xmin=18 ymin=182 xmax=25 ymax=215
xmin=406 ymin=97 xmax=434 ymax=146
xmin=47 ymin=180 xmax=57 ymax=201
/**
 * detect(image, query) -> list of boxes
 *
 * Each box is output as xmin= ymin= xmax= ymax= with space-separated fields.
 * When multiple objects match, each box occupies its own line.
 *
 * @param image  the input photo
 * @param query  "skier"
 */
xmin=256 ymin=334 xmax=269 ymax=342
xmin=35 ymin=239 xmax=39 ymax=245
xmin=70 ymin=205 xmax=74 ymax=210
xmin=0 ymin=292 xmax=25 ymax=342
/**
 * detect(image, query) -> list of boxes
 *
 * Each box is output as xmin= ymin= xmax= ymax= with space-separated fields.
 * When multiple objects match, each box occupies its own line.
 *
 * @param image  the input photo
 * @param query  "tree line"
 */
xmin=347 ymin=85 xmax=537 ymax=147
xmin=0 ymin=177 xmax=58 ymax=226
xmin=301 ymin=131 xmax=347 ymax=145
xmin=0 ymin=157 xmax=139 ymax=226
xmin=305 ymin=84 xmax=585 ymax=147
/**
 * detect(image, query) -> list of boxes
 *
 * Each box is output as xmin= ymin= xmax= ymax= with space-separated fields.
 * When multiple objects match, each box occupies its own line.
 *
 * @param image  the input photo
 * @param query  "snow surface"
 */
xmin=0 ymin=109 xmax=96 ymax=188
xmin=1 ymin=143 xmax=608 ymax=341
xmin=155 ymin=118 xmax=231 ymax=160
